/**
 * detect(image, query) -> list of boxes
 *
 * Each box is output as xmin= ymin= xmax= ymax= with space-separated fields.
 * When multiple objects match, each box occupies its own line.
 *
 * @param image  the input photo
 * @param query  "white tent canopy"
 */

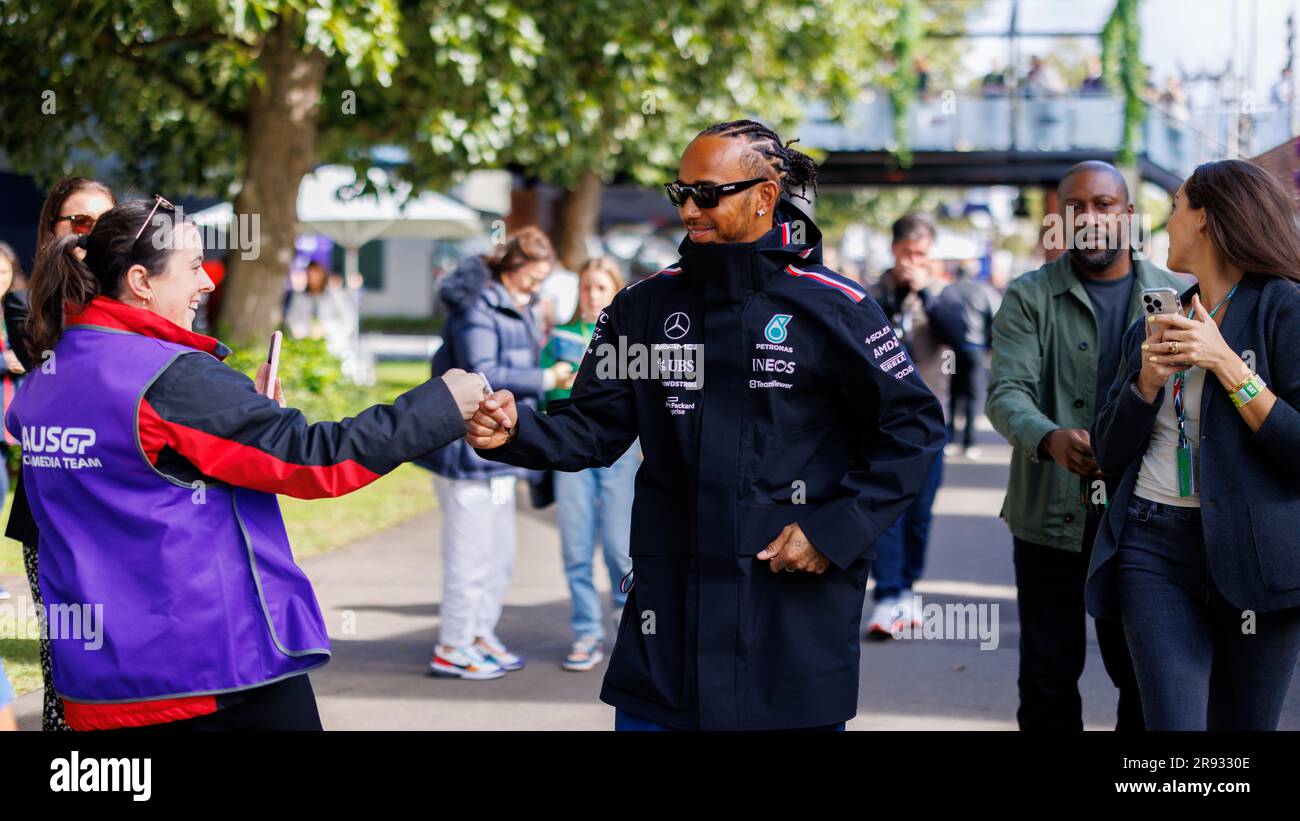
xmin=191 ymin=164 xmax=484 ymax=279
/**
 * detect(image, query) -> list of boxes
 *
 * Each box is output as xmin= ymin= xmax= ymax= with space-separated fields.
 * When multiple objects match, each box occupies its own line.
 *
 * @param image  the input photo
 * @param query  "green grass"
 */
xmin=280 ymin=360 xmax=437 ymax=556
xmin=0 ymin=488 xmax=18 ymax=577
xmin=371 ymin=360 xmax=432 ymax=397
xmin=0 ymin=639 xmax=41 ymax=697
xmin=281 ymin=462 xmax=435 ymax=558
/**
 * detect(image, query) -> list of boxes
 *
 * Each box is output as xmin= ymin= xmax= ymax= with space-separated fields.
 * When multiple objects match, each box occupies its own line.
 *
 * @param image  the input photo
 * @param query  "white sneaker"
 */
xmin=943 ymin=442 xmax=962 ymax=458
xmin=429 ymin=644 xmax=506 ymax=680
xmin=474 ymin=637 xmax=524 ymax=671
xmin=865 ymin=596 xmax=900 ymax=640
xmin=562 ymin=636 xmax=605 ymax=672
xmin=894 ymin=592 xmax=924 ymax=632
xmin=964 ymin=446 xmax=983 ymax=460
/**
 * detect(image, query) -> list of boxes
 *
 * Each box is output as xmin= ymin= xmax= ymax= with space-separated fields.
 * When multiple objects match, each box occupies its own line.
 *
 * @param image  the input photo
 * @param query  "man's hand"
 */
xmin=466 ymin=390 xmax=518 ymax=449
xmin=894 ymin=260 xmax=931 ymax=292
xmin=755 ymin=523 xmax=830 ymax=574
xmin=440 ymin=368 xmax=490 ymax=420
xmin=1042 ymin=428 xmax=1101 ymax=479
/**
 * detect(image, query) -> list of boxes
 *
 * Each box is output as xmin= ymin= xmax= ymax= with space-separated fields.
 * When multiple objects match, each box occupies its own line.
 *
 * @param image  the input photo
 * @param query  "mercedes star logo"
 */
xmin=664 ymin=312 xmax=690 ymax=340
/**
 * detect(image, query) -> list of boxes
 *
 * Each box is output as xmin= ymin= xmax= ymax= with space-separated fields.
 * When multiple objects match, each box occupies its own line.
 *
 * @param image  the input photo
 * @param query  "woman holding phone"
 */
xmin=1088 ymin=159 xmax=1300 ymax=730
xmin=8 ymin=197 xmax=488 ymax=731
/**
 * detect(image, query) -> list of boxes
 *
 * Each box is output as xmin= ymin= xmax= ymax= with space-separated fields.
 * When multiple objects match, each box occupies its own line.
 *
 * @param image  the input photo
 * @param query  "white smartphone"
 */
xmin=265 ymin=330 xmax=283 ymax=399
xmin=1140 ymin=287 xmax=1183 ymax=317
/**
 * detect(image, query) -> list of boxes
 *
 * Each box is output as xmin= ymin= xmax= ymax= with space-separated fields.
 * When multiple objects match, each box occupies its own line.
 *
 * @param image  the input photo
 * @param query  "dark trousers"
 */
xmin=948 ymin=346 xmax=988 ymax=450
xmin=870 ymin=447 xmax=945 ymax=602
xmin=106 ymin=674 xmax=324 ymax=732
xmin=1118 ymin=495 xmax=1300 ymax=730
xmin=1013 ymin=511 xmax=1144 ymax=731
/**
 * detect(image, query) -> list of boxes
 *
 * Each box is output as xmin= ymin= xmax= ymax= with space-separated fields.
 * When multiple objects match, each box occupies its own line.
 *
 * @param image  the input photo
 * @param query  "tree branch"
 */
xmin=96 ymin=30 xmax=249 ymax=129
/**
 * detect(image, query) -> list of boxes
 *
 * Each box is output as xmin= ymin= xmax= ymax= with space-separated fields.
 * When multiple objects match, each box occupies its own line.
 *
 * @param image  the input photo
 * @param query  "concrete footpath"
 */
xmin=13 ymin=419 xmax=1300 ymax=730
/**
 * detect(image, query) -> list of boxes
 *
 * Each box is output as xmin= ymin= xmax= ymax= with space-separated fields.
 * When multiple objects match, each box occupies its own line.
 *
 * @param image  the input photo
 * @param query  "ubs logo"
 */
xmin=663 ymin=312 xmax=690 ymax=340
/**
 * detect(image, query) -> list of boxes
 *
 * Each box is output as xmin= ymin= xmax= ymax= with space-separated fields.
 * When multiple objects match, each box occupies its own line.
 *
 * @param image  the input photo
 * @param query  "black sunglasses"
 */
xmin=664 ymin=177 xmax=767 ymax=209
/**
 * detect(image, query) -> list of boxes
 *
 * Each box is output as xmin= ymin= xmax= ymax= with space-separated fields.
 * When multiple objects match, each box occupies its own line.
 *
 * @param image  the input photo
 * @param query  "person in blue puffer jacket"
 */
xmin=419 ymin=227 xmax=574 ymax=680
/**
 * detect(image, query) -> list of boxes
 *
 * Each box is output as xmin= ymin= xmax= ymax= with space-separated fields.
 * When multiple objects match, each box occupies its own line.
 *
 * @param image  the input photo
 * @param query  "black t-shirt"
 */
xmin=1081 ymin=271 xmax=1135 ymax=413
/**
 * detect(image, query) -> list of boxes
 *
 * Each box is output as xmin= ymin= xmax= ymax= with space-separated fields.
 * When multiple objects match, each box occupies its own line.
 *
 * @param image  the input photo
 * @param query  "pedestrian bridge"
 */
xmin=800 ymin=93 xmax=1291 ymax=192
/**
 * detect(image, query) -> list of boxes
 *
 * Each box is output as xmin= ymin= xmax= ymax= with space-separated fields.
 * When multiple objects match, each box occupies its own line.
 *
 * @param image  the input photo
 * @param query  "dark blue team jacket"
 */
xmin=479 ymin=200 xmax=945 ymax=729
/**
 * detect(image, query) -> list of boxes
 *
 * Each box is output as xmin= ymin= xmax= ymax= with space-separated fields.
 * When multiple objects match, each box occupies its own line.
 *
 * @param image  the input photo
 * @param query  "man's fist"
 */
xmin=466 ymin=390 xmax=518 ymax=449
xmin=755 ymin=523 xmax=830 ymax=574
xmin=1042 ymin=428 xmax=1102 ymax=479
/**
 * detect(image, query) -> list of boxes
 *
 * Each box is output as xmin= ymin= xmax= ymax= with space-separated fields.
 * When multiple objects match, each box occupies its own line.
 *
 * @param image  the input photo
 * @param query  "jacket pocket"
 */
xmin=1248 ymin=500 xmax=1300 ymax=593
xmin=602 ymin=555 xmax=689 ymax=710
xmin=734 ymin=503 xmax=863 ymax=696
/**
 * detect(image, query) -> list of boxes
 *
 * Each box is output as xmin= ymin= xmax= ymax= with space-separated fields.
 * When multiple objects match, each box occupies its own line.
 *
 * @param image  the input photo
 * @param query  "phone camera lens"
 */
xmin=1153 ymin=300 xmax=1162 ymax=309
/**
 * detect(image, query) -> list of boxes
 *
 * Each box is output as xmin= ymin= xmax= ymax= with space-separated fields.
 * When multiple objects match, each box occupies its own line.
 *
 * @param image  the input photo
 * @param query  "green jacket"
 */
xmin=539 ymin=318 xmax=595 ymax=409
xmin=985 ymin=252 xmax=1186 ymax=551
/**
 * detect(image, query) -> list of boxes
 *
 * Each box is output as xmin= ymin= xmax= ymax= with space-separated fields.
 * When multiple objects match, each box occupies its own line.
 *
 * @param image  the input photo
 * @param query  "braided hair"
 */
xmin=696 ymin=120 xmax=818 ymax=203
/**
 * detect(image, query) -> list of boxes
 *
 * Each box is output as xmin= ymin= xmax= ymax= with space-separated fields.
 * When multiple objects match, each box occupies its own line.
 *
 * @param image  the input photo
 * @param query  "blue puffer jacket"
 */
xmin=417 ymin=255 xmax=545 ymax=480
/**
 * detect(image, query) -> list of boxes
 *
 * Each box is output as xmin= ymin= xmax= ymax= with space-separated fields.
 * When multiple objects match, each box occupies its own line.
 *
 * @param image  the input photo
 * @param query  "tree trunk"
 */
xmin=554 ymin=168 xmax=604 ymax=271
xmin=219 ymin=14 xmax=325 ymax=345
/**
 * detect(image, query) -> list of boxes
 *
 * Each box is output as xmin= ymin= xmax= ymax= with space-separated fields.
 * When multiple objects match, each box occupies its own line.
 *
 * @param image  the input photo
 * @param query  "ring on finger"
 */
xmin=1170 ymin=340 xmax=1179 ymax=355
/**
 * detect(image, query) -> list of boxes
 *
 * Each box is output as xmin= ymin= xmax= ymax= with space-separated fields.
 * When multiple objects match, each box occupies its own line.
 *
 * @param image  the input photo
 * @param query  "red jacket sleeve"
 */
xmin=138 ymin=352 xmax=465 ymax=499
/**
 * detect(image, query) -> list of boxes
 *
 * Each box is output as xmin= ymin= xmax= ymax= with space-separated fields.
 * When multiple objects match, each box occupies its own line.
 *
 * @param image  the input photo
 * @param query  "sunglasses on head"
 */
xmin=664 ymin=177 xmax=767 ymax=209
xmin=54 ymin=214 xmax=97 ymax=235
xmin=133 ymin=194 xmax=175 ymax=243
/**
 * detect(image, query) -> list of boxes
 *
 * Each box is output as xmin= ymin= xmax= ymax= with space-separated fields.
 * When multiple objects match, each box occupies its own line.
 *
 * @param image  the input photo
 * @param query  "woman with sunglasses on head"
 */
xmin=7 ymin=198 xmax=489 ymax=731
xmin=1088 ymin=159 xmax=1300 ymax=730
xmin=3 ymin=176 xmax=115 ymax=732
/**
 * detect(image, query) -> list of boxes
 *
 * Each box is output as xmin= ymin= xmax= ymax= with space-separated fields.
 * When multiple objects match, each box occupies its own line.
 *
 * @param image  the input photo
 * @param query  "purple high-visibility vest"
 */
xmin=6 ymin=326 xmax=330 ymax=703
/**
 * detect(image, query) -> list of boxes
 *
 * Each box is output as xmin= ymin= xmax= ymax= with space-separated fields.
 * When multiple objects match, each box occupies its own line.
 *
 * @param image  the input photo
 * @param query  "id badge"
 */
xmin=1176 ymin=444 xmax=1195 ymax=497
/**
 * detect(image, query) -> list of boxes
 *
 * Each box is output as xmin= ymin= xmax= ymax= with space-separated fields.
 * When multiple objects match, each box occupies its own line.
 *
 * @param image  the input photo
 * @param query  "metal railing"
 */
xmin=800 ymin=94 xmax=1293 ymax=180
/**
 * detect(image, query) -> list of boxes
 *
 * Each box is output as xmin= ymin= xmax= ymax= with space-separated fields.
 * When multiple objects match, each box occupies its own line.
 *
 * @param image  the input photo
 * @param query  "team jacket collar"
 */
xmin=675 ymin=199 xmax=825 ymax=301
xmin=66 ymin=296 xmax=230 ymax=359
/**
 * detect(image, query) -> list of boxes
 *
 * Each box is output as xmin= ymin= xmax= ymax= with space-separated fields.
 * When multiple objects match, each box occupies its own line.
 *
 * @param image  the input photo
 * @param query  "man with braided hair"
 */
xmin=468 ymin=119 xmax=945 ymax=730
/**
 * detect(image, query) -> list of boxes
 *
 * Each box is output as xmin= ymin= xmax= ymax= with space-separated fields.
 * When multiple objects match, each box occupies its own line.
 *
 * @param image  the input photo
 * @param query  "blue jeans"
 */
xmin=615 ymin=708 xmax=845 ymax=732
xmin=870 ymin=446 xmax=944 ymax=602
xmin=0 ymin=658 xmax=14 ymax=709
xmin=1118 ymin=494 xmax=1300 ymax=730
xmin=555 ymin=444 xmax=639 ymax=641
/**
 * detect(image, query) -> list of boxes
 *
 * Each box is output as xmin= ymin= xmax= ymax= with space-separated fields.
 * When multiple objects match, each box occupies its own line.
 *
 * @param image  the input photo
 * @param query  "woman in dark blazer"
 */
xmin=1088 ymin=159 xmax=1300 ymax=730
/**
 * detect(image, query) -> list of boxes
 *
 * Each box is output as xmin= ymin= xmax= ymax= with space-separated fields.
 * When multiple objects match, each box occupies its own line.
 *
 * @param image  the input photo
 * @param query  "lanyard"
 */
xmin=1172 ymin=282 xmax=1238 ymax=448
